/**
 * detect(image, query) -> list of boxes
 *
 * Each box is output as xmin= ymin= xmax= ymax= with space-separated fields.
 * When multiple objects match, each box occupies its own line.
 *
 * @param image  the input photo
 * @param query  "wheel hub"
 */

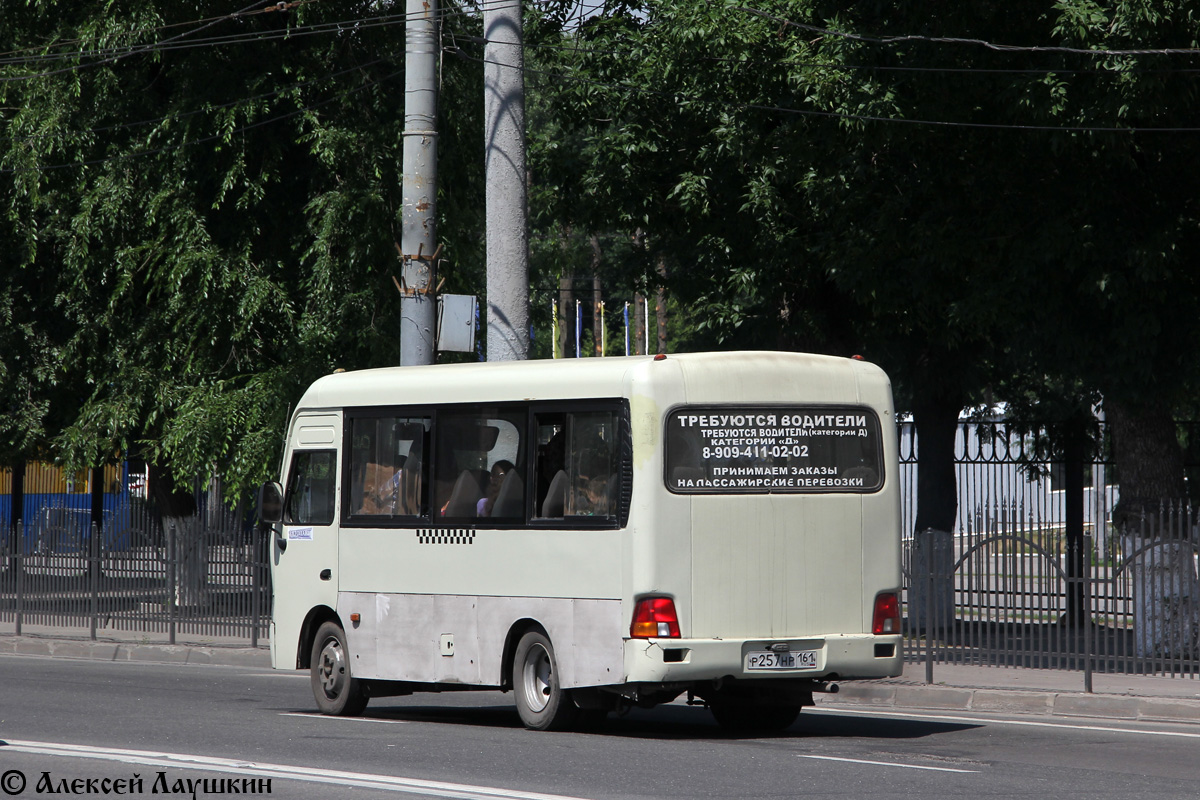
xmin=318 ymin=639 xmax=346 ymax=698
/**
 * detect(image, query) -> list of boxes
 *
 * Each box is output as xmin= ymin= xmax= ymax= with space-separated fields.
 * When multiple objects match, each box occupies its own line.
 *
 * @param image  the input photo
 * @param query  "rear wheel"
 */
xmin=310 ymin=621 xmax=368 ymax=716
xmin=513 ymin=630 xmax=579 ymax=731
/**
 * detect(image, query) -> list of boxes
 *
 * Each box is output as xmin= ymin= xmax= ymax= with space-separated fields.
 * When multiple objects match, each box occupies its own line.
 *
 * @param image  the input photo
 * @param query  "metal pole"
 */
xmin=624 ymin=302 xmax=629 ymax=356
xmin=89 ymin=523 xmax=100 ymax=641
xmin=643 ymin=297 xmax=650 ymax=355
xmin=400 ymin=0 xmax=439 ymax=366
xmin=167 ymin=522 xmax=177 ymax=645
xmin=484 ymin=0 xmax=529 ymax=361
xmin=1084 ymin=532 xmax=1093 ymax=693
xmin=600 ymin=301 xmax=606 ymax=357
xmin=251 ymin=529 xmax=261 ymax=648
xmin=15 ymin=523 xmax=23 ymax=637
xmin=925 ymin=555 xmax=934 ymax=685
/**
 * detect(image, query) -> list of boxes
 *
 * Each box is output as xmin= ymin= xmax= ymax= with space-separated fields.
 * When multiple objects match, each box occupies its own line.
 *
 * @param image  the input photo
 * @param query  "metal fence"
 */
xmin=899 ymin=421 xmax=1200 ymax=682
xmin=4 ymin=420 xmax=1200 ymax=678
xmin=0 ymin=469 xmax=268 ymax=645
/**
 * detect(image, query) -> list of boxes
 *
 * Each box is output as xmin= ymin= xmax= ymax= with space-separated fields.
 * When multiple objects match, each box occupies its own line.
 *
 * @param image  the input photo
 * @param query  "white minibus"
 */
xmin=259 ymin=351 xmax=902 ymax=731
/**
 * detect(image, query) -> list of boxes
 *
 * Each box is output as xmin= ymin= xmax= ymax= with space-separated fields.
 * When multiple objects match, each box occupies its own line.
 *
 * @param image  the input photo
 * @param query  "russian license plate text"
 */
xmin=744 ymin=650 xmax=818 ymax=670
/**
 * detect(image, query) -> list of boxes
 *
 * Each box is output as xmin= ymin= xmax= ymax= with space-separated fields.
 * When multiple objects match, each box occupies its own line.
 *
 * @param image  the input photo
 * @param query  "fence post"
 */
xmin=167 ymin=522 xmax=177 ymax=646
xmin=925 ymin=554 xmax=935 ymax=685
xmin=1083 ymin=532 xmax=1093 ymax=693
xmin=89 ymin=522 xmax=100 ymax=641
xmin=15 ymin=523 xmax=24 ymax=636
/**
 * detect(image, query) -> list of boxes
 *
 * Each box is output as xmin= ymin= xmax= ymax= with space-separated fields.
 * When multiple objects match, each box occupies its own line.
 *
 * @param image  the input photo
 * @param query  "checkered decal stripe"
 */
xmin=416 ymin=528 xmax=475 ymax=545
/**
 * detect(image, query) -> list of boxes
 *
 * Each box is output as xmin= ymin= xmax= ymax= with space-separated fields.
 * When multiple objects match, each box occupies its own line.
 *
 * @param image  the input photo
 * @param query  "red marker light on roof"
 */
xmin=654 ymin=353 xmax=667 ymax=361
xmin=630 ymin=597 xmax=681 ymax=638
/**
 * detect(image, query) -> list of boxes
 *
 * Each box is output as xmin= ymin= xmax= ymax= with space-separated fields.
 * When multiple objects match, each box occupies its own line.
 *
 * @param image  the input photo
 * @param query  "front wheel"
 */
xmin=512 ymin=630 xmax=579 ymax=731
xmin=310 ymin=621 xmax=368 ymax=716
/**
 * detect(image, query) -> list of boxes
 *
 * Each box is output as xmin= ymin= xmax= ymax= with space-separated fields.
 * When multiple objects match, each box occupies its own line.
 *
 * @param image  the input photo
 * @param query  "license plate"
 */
xmin=744 ymin=650 xmax=818 ymax=671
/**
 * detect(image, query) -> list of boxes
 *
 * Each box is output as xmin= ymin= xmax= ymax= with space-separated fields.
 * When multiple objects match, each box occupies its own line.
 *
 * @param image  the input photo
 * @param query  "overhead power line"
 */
xmin=454 ymin=46 xmax=1200 ymax=134
xmin=0 ymin=66 xmax=404 ymax=174
xmin=738 ymin=5 xmax=1200 ymax=58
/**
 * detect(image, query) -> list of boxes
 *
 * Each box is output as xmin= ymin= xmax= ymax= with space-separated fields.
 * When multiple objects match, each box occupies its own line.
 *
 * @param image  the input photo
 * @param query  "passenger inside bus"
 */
xmin=476 ymin=460 xmax=514 ymax=516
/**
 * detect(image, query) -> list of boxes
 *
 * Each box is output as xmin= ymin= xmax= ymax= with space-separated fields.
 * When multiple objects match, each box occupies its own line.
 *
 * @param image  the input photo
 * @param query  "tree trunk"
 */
xmin=1106 ymin=398 xmax=1198 ymax=659
xmin=150 ymin=463 xmax=207 ymax=609
xmin=557 ymin=276 xmax=572 ymax=358
xmin=633 ymin=293 xmax=646 ymax=355
xmin=557 ymin=225 xmax=573 ymax=359
xmin=908 ymin=392 xmax=963 ymax=633
xmin=631 ymin=228 xmax=648 ymax=355
xmin=655 ymin=254 xmax=668 ymax=355
xmin=590 ymin=236 xmax=604 ymax=357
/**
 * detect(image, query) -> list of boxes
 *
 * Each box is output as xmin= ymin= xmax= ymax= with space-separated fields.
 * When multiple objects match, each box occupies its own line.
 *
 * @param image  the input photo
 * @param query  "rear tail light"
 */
xmin=872 ymin=592 xmax=900 ymax=635
xmin=630 ymin=597 xmax=681 ymax=638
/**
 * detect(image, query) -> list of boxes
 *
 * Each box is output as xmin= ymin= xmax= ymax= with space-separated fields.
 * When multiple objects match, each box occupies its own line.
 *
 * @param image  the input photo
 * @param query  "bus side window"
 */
xmin=434 ymin=410 xmax=525 ymax=521
xmin=350 ymin=416 xmax=430 ymax=519
xmin=283 ymin=450 xmax=336 ymax=526
xmin=534 ymin=410 xmax=618 ymax=520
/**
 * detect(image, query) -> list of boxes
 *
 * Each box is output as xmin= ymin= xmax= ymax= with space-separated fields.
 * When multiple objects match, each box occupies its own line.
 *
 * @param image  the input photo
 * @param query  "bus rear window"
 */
xmin=664 ymin=406 xmax=883 ymax=494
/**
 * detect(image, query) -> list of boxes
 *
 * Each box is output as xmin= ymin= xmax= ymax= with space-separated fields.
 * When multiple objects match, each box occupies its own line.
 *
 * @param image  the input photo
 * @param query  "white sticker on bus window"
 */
xmin=287 ymin=526 xmax=314 ymax=541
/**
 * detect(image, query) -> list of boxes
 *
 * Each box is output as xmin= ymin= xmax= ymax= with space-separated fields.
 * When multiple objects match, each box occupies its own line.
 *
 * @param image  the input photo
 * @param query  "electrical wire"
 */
xmin=2 ymin=59 xmax=387 ymax=145
xmin=454 ymin=46 xmax=1200 ymax=134
xmin=466 ymin=33 xmax=1200 ymax=76
xmin=5 ymin=0 xmax=1199 ymax=174
xmin=0 ymin=1 xmax=489 ymax=78
xmin=0 ymin=66 xmax=404 ymax=174
xmin=0 ymin=1 xmax=332 ymax=62
xmin=0 ymin=1 xmax=276 ymax=83
xmin=737 ymin=5 xmax=1200 ymax=58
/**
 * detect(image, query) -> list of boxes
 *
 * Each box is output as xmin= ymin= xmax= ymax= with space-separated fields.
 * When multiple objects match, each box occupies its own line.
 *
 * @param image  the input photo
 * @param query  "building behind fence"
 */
xmin=2 ymin=425 xmax=1198 ymax=680
xmin=899 ymin=419 xmax=1200 ymax=681
xmin=0 ymin=462 xmax=268 ymax=645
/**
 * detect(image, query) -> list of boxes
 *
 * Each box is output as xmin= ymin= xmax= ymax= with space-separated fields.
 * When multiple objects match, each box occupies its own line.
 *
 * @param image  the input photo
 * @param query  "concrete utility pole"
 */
xmin=400 ymin=0 xmax=439 ymax=366
xmin=484 ymin=0 xmax=529 ymax=361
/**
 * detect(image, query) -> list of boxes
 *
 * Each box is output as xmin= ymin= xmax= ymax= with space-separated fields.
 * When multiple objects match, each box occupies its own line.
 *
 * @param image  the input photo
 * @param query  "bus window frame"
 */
xmin=342 ymin=406 xmax=435 ymax=527
xmin=282 ymin=448 xmax=339 ymax=527
xmin=339 ymin=399 xmax=631 ymax=531
xmin=524 ymin=399 xmax=630 ymax=531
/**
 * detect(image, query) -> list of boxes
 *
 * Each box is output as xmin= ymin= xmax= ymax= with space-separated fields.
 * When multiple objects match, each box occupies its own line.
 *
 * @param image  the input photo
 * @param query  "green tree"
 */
xmin=0 ymin=1 xmax=486 ymax=504
xmin=530 ymin=0 xmax=1200 ymax=513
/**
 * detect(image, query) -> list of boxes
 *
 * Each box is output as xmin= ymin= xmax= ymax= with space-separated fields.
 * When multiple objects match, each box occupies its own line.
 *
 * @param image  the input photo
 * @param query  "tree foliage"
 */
xmin=0 ymin=1 xmax=485 ymax=496
xmin=528 ymin=0 xmax=1200 ymax=503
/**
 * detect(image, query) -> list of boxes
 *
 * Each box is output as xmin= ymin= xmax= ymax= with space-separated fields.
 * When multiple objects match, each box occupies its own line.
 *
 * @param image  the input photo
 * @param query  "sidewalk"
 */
xmin=3 ymin=622 xmax=1198 ymax=725
xmin=816 ymin=662 xmax=1200 ymax=725
xmin=0 ymin=622 xmax=269 ymax=669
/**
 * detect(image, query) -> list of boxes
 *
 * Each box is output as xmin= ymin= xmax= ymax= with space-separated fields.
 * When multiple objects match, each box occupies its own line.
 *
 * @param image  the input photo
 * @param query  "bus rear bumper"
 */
xmin=623 ymin=633 xmax=903 ymax=686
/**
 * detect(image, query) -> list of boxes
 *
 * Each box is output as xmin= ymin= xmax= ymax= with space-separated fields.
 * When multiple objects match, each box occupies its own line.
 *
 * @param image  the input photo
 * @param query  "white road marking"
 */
xmin=0 ymin=740 xmax=590 ymax=800
xmin=813 ymin=706 xmax=1200 ymax=738
xmin=799 ymin=754 xmax=979 ymax=773
xmin=279 ymin=712 xmax=410 ymax=724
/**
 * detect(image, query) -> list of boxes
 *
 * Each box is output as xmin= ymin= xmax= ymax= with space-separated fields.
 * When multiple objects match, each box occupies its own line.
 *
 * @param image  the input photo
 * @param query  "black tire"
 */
xmin=709 ymin=696 xmax=801 ymax=733
xmin=512 ymin=630 xmax=579 ymax=731
xmin=310 ymin=620 xmax=368 ymax=716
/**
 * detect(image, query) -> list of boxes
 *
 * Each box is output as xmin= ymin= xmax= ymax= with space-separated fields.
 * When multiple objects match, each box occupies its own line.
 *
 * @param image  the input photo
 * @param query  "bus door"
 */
xmin=272 ymin=413 xmax=341 ymax=669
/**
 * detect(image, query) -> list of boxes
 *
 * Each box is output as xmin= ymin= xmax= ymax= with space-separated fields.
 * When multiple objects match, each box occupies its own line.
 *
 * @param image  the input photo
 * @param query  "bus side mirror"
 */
xmin=258 ymin=481 xmax=284 ymax=525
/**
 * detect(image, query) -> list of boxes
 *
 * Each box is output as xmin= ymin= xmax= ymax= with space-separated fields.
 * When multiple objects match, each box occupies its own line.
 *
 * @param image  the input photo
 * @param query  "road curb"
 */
xmin=5 ymin=633 xmax=1199 ymax=725
xmin=818 ymin=681 xmax=1200 ymax=725
xmin=0 ymin=634 xmax=270 ymax=668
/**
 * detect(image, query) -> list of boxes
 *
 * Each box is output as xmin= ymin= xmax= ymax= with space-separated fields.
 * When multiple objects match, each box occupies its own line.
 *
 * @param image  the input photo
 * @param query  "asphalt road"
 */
xmin=1 ymin=654 xmax=1198 ymax=800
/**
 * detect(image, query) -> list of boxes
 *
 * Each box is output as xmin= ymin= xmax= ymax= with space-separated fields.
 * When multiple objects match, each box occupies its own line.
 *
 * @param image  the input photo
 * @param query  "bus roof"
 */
xmin=293 ymin=351 xmax=891 ymax=412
